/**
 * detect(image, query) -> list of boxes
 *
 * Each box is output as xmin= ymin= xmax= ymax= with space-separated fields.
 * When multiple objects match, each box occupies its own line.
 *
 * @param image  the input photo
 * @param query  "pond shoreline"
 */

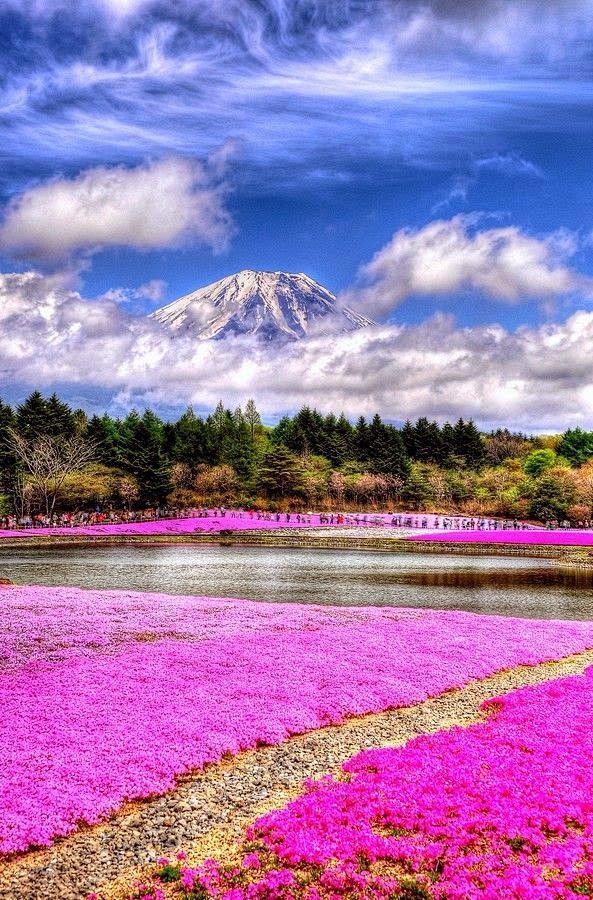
xmin=0 ymin=528 xmax=592 ymax=567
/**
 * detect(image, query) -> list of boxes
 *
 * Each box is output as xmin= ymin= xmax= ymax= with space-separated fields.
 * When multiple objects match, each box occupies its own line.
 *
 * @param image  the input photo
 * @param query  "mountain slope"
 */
xmin=151 ymin=270 xmax=375 ymax=341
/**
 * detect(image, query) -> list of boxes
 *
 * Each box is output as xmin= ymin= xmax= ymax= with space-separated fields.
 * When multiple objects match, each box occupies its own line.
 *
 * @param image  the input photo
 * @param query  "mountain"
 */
xmin=150 ymin=270 xmax=375 ymax=341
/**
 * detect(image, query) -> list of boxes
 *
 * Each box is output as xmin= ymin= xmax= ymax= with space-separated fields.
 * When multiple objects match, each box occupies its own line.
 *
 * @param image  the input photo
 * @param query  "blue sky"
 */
xmin=2 ymin=0 xmax=593 ymax=428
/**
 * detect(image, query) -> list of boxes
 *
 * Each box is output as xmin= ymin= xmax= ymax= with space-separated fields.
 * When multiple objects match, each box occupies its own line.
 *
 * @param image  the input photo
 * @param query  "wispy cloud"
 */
xmin=475 ymin=153 xmax=544 ymax=179
xmin=97 ymin=279 xmax=166 ymax=306
xmin=1 ymin=1 xmax=592 ymax=193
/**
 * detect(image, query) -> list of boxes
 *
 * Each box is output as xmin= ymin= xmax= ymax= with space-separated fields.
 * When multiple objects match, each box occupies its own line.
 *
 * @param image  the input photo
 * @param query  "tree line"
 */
xmin=1 ymin=391 xmax=593 ymax=523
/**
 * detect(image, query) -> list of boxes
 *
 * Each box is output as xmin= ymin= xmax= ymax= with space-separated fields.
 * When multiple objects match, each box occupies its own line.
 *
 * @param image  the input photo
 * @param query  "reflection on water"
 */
xmin=0 ymin=544 xmax=592 ymax=620
xmin=377 ymin=567 xmax=593 ymax=590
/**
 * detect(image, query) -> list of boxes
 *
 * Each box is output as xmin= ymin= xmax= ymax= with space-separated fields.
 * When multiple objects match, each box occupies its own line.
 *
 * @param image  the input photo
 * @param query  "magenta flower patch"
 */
xmin=407 ymin=529 xmax=593 ymax=546
xmin=212 ymin=666 xmax=593 ymax=898
xmin=3 ymin=585 xmax=593 ymax=855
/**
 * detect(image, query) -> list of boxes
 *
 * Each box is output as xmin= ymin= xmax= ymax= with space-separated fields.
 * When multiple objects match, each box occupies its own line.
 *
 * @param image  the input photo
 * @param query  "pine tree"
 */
xmin=86 ymin=414 xmax=120 ymax=467
xmin=0 ymin=400 xmax=16 ymax=493
xmin=172 ymin=407 xmax=214 ymax=467
xmin=355 ymin=416 xmax=369 ymax=459
xmin=453 ymin=418 xmax=485 ymax=468
xmin=45 ymin=393 xmax=76 ymax=439
xmin=16 ymin=391 xmax=50 ymax=443
xmin=558 ymin=428 xmax=593 ymax=466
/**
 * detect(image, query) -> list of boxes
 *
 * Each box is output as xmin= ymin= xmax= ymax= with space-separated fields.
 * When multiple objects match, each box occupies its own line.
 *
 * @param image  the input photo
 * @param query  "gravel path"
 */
xmin=3 ymin=650 xmax=593 ymax=900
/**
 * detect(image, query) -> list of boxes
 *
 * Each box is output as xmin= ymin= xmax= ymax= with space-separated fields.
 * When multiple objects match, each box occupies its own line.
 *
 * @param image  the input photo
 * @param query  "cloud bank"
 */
xmin=0 ymin=156 xmax=233 ymax=259
xmin=2 ymin=269 xmax=593 ymax=432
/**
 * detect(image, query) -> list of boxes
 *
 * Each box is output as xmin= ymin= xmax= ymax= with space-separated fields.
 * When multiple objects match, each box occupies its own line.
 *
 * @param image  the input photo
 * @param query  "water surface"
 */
xmin=1 ymin=544 xmax=592 ymax=620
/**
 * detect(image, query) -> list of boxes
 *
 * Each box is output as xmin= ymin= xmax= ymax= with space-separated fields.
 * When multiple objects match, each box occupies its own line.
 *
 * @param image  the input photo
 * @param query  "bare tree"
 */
xmin=118 ymin=476 xmax=140 ymax=511
xmin=13 ymin=470 xmax=36 ymax=519
xmin=8 ymin=430 xmax=96 ymax=517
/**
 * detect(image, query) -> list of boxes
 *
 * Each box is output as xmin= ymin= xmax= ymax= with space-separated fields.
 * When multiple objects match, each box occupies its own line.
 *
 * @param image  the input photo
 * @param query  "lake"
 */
xmin=0 ymin=543 xmax=592 ymax=620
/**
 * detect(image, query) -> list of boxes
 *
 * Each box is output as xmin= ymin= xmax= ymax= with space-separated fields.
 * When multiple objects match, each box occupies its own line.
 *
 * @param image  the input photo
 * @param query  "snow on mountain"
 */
xmin=150 ymin=270 xmax=375 ymax=341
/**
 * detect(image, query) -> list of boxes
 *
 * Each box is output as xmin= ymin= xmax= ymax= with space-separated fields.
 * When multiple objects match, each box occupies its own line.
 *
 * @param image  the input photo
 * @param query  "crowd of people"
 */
xmin=0 ymin=507 xmax=184 ymax=530
xmin=212 ymin=510 xmax=537 ymax=529
xmin=0 ymin=506 xmax=567 ymax=532
xmin=404 ymin=516 xmax=532 ymax=530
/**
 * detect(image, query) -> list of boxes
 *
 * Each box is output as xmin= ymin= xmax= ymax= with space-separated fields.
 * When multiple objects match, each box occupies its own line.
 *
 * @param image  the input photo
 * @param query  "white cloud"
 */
xmin=98 ymin=279 xmax=167 ymax=305
xmin=0 ymin=155 xmax=234 ymax=260
xmin=342 ymin=216 xmax=588 ymax=319
xmin=3 ymin=269 xmax=593 ymax=431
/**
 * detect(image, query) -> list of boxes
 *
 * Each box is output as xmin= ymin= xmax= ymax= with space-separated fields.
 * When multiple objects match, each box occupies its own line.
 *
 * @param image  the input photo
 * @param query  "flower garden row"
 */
xmin=408 ymin=529 xmax=593 ymax=546
xmin=0 ymin=513 xmax=337 ymax=539
xmin=4 ymin=585 xmax=593 ymax=856
xmin=4 ymin=510 xmax=593 ymax=546
xmin=122 ymin=665 xmax=593 ymax=900
xmin=0 ymin=511 xmax=535 ymax=540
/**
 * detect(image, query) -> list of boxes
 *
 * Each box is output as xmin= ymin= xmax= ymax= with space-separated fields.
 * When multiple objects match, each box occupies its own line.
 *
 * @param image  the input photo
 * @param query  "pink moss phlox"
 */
xmin=407 ymin=529 xmax=593 ymax=546
xmin=220 ymin=667 xmax=593 ymax=897
xmin=0 ymin=511 xmax=396 ymax=540
xmin=3 ymin=586 xmax=593 ymax=855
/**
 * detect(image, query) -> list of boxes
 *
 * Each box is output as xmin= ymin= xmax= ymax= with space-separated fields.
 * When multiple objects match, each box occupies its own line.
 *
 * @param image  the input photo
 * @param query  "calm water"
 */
xmin=1 ymin=544 xmax=593 ymax=620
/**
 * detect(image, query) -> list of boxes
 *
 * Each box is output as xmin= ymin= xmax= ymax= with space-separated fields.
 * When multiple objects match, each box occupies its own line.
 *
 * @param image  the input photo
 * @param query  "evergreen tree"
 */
xmin=258 ymin=444 xmax=302 ymax=498
xmin=172 ymin=407 xmax=214 ymax=467
xmin=412 ymin=417 xmax=443 ymax=463
xmin=286 ymin=407 xmax=326 ymax=456
xmin=440 ymin=422 xmax=457 ymax=464
xmin=0 ymin=400 xmax=16 ymax=493
xmin=45 ymin=393 xmax=76 ymax=439
xmin=119 ymin=410 xmax=171 ymax=504
xmin=400 ymin=420 xmax=416 ymax=457
xmin=557 ymin=428 xmax=593 ymax=466
xmin=272 ymin=415 xmax=294 ymax=447
xmin=355 ymin=416 xmax=369 ymax=459
xmin=219 ymin=408 xmax=254 ymax=480
xmin=453 ymin=419 xmax=485 ymax=468
xmin=16 ymin=391 xmax=50 ymax=443
xmin=244 ymin=399 xmax=262 ymax=442
xmin=367 ymin=418 xmax=410 ymax=479
xmin=87 ymin=414 xmax=120 ymax=467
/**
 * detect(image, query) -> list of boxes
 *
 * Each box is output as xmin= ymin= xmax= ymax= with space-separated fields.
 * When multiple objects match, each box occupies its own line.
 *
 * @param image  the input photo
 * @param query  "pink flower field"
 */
xmin=407 ymin=529 xmax=593 ymax=546
xmin=177 ymin=665 xmax=593 ymax=899
xmin=0 ymin=513 xmax=383 ymax=540
xmin=3 ymin=585 xmax=593 ymax=856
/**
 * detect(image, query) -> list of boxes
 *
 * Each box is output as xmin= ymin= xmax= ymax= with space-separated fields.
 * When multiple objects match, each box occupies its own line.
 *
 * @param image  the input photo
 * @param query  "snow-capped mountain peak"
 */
xmin=150 ymin=269 xmax=375 ymax=341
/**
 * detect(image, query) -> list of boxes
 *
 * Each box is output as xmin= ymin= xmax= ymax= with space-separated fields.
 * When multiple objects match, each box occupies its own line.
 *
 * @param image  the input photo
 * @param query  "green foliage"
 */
xmin=529 ymin=468 xmax=577 ymax=521
xmin=157 ymin=862 xmax=181 ymax=883
xmin=402 ymin=463 xmax=435 ymax=508
xmin=558 ymin=428 xmax=593 ymax=466
xmin=523 ymin=448 xmax=559 ymax=478
xmin=0 ymin=391 xmax=588 ymax=522
xmin=392 ymin=877 xmax=432 ymax=899
xmin=59 ymin=465 xmax=121 ymax=508
xmin=118 ymin=409 xmax=171 ymax=505
xmin=16 ymin=391 xmax=76 ymax=443
xmin=258 ymin=444 xmax=303 ymax=498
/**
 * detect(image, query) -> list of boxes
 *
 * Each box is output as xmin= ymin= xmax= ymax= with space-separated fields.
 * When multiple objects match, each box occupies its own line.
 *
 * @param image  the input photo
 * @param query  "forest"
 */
xmin=1 ymin=391 xmax=593 ymax=523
